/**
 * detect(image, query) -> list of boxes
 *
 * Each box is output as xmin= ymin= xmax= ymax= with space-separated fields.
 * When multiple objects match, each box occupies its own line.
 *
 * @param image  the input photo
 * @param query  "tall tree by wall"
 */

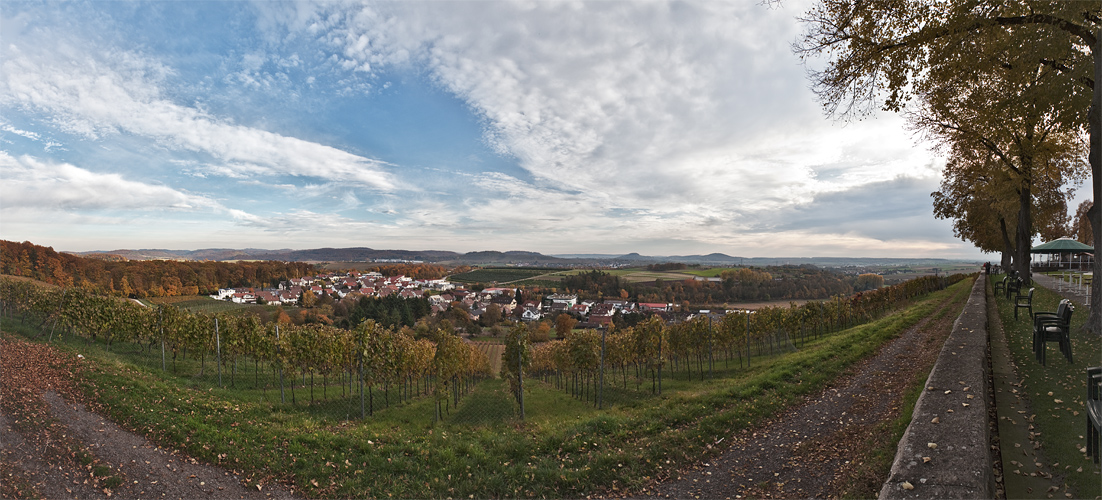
xmin=796 ymin=0 xmax=1100 ymax=333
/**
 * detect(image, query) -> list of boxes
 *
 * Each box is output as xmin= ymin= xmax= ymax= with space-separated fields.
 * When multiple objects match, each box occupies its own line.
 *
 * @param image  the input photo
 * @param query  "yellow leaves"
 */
xmin=901 ymin=481 xmax=915 ymax=490
xmin=927 ymin=442 xmax=938 ymax=449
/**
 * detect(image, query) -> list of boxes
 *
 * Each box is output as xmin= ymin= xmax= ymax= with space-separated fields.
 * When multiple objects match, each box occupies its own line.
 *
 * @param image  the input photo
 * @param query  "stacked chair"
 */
xmin=1032 ymin=299 xmax=1074 ymax=366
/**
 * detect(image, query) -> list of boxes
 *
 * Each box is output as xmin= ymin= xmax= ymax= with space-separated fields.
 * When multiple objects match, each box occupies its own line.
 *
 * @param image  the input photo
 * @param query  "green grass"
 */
xmin=992 ymin=275 xmax=1101 ymax=498
xmin=683 ymin=268 xmax=739 ymax=278
xmin=448 ymin=268 xmax=559 ymax=284
xmin=149 ymin=296 xmax=265 ymax=315
xmin=3 ymin=279 xmax=976 ymax=498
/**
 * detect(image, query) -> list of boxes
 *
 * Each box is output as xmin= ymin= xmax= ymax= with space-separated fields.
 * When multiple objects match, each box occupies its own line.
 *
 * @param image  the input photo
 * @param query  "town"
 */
xmin=209 ymin=270 xmax=679 ymax=329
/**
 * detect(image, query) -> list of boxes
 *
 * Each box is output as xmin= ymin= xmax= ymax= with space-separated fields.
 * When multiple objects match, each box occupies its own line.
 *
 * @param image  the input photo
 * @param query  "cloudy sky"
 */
xmin=0 ymin=0 xmax=1006 ymax=259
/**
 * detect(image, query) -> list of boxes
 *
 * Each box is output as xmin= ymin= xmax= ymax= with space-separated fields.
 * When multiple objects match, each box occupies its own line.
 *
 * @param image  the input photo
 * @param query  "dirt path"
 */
xmin=643 ymin=288 xmax=965 ymax=499
xmin=0 ymin=333 xmax=298 ymax=500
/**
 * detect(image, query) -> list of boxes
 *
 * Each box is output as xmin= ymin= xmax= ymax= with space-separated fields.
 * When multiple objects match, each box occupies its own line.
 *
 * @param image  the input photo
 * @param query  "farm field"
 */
xmin=683 ymin=267 xmax=737 ymax=278
xmin=471 ymin=341 xmax=505 ymax=375
xmin=448 ymin=267 xmax=562 ymax=284
xmin=0 ymin=276 xmax=974 ymax=499
xmin=449 ymin=267 xmax=735 ymax=285
xmin=721 ymin=298 xmax=811 ymax=311
xmin=147 ymin=295 xmax=263 ymax=315
xmin=599 ymin=268 xmax=699 ymax=282
xmin=880 ymin=264 xmax=979 ymax=283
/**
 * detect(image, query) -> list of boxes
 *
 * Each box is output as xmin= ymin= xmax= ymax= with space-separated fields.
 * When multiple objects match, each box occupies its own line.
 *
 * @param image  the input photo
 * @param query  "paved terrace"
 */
xmin=1028 ymin=272 xmax=1092 ymax=309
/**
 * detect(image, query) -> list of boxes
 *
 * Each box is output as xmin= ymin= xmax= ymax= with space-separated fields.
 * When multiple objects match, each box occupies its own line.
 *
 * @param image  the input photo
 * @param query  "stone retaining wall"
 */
xmin=879 ymin=274 xmax=994 ymax=499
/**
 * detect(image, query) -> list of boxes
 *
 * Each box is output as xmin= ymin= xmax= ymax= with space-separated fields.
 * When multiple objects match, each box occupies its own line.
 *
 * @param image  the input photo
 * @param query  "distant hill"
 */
xmin=74 ymin=247 xmax=462 ymax=263
xmin=70 ymin=246 xmax=978 ymax=268
xmin=454 ymin=251 xmax=568 ymax=264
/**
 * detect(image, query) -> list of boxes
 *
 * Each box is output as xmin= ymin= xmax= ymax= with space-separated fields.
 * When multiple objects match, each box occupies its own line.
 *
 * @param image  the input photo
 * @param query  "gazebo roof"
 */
xmin=1030 ymin=237 xmax=1094 ymax=254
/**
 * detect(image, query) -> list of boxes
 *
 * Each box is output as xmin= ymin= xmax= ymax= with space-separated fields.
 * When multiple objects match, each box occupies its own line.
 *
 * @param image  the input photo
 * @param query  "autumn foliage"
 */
xmin=1 ymin=240 xmax=314 ymax=298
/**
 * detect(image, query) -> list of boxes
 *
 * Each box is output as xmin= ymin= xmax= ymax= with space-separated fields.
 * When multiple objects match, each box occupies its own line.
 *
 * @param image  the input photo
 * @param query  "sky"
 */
xmin=0 ymin=0 xmax=1031 ymax=260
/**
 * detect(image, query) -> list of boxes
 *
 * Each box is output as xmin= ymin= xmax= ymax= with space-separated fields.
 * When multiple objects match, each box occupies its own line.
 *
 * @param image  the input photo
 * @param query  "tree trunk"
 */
xmin=999 ymin=217 xmax=1013 ymax=272
xmin=1014 ymin=163 xmax=1033 ymax=284
xmin=1087 ymin=31 xmax=1101 ymax=336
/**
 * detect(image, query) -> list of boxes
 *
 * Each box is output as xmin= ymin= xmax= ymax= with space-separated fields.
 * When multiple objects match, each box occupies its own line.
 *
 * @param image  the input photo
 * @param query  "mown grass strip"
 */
xmin=836 ymin=276 xmax=974 ymax=498
xmin=993 ymin=276 xmax=1101 ymax=499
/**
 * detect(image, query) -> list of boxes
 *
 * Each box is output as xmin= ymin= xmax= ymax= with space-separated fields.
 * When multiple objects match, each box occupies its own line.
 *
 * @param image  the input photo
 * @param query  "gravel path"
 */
xmin=0 ymin=333 xmax=298 ymax=500
xmin=641 ymin=291 xmax=963 ymax=499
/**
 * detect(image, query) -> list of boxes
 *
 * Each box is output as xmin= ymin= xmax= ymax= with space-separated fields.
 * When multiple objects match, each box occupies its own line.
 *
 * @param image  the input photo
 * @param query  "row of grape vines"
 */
xmin=506 ymin=273 xmax=968 ymax=407
xmin=0 ymin=277 xmax=491 ymax=420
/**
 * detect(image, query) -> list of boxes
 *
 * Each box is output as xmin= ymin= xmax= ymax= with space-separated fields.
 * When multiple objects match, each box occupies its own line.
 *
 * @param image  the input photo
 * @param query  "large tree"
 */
xmin=932 ymin=151 xmax=1024 ymax=270
xmin=796 ymin=0 xmax=1100 ymax=333
xmin=917 ymin=33 xmax=1087 ymax=277
xmin=1073 ymin=200 xmax=1095 ymax=244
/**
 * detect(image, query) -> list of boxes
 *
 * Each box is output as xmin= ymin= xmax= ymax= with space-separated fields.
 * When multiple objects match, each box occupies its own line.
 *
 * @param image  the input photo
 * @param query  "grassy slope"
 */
xmin=4 ymin=279 xmax=974 ymax=499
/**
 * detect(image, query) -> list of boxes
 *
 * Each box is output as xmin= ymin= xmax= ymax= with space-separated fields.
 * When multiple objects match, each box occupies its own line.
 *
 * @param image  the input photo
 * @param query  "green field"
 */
xmin=452 ymin=267 xmax=723 ymax=285
xmin=0 ymin=278 xmax=975 ymax=498
xmin=597 ymin=268 xmax=699 ymax=282
xmin=448 ymin=267 xmax=564 ymax=284
xmin=149 ymin=295 xmax=264 ymax=315
xmin=684 ymin=267 xmax=739 ymax=278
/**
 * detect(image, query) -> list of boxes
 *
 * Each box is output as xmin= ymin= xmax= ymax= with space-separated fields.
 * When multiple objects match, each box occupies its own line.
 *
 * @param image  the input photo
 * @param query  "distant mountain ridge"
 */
xmin=71 ymin=247 xmax=975 ymax=267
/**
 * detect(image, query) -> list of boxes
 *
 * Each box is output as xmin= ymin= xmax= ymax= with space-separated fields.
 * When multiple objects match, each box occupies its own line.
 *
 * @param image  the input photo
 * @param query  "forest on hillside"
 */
xmin=0 ymin=240 xmax=314 ymax=298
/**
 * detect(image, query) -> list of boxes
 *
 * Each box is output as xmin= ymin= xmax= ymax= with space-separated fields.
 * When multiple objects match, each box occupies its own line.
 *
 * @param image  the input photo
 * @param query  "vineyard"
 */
xmin=0 ymin=272 xmax=966 ymax=418
xmin=503 ymin=273 xmax=969 ymax=408
xmin=0 ymin=277 xmax=492 ymax=421
xmin=0 ymin=272 xmax=973 ymax=498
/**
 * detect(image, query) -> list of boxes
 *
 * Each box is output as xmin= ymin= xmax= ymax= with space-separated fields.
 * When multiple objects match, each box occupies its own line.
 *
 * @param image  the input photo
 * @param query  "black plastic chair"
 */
xmin=994 ymin=276 xmax=1007 ymax=297
xmin=1033 ymin=300 xmax=1073 ymax=365
xmin=1006 ymin=277 xmax=1022 ymax=299
xmin=1014 ymin=287 xmax=1034 ymax=320
xmin=1032 ymin=300 xmax=1068 ymax=358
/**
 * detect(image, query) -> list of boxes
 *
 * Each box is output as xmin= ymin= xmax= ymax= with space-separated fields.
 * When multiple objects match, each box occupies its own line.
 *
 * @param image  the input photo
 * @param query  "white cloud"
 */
xmin=275 ymin=1 xmax=940 ymax=227
xmin=0 ymin=1 xmax=977 ymax=258
xmin=0 ymin=40 xmax=396 ymax=190
xmin=1 ymin=123 xmax=40 ymax=141
xmin=0 ymin=152 xmax=224 ymax=213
